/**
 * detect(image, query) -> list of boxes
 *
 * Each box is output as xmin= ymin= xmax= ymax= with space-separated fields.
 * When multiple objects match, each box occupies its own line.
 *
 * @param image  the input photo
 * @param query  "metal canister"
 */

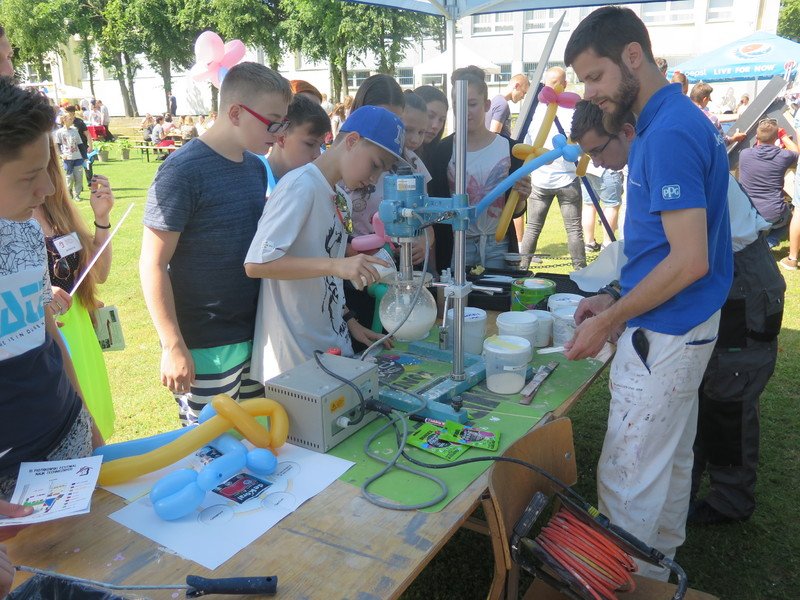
xmin=511 ymin=278 xmax=556 ymax=311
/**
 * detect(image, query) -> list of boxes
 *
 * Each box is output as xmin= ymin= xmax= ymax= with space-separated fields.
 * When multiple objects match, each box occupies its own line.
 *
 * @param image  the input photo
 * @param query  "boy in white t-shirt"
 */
xmin=54 ymin=113 xmax=84 ymax=200
xmin=245 ymin=106 xmax=403 ymax=382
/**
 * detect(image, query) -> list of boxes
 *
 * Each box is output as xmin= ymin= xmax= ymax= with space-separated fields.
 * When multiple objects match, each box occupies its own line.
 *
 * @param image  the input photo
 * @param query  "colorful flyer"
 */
xmin=0 ymin=456 xmax=102 ymax=526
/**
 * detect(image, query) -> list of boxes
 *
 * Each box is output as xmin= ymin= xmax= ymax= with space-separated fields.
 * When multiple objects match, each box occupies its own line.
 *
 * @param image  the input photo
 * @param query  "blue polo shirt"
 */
xmin=621 ymin=83 xmax=732 ymax=335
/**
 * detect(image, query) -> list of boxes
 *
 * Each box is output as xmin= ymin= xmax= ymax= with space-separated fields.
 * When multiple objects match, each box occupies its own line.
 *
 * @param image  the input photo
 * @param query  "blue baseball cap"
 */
xmin=340 ymin=106 xmax=405 ymax=162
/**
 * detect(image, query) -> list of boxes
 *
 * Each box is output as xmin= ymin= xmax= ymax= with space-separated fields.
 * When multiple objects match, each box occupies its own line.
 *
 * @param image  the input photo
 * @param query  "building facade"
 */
xmin=46 ymin=0 xmax=780 ymax=116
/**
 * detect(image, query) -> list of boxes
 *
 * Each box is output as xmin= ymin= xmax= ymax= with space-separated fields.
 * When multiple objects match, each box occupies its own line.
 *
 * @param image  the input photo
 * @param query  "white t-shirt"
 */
xmin=0 ymin=219 xmax=52 ymax=361
xmin=246 ymin=163 xmax=353 ymax=383
xmin=55 ymin=127 xmax=83 ymax=160
xmin=446 ymin=135 xmax=510 ymax=266
xmin=526 ymin=103 xmax=577 ymax=189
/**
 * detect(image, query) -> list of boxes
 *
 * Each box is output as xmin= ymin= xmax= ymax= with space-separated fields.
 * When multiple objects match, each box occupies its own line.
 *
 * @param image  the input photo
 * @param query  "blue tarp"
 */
xmin=668 ymin=31 xmax=800 ymax=83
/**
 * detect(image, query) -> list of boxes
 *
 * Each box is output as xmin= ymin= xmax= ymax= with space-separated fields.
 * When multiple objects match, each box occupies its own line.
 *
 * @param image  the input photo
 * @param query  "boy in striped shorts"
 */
xmin=140 ymin=62 xmax=291 ymax=423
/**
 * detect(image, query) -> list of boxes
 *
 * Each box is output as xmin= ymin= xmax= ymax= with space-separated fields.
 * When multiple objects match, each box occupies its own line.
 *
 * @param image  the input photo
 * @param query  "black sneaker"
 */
xmin=687 ymin=499 xmax=750 ymax=526
xmin=584 ymin=242 xmax=601 ymax=252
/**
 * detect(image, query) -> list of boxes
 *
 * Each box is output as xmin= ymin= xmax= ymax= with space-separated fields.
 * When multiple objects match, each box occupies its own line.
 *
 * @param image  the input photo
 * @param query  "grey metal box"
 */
xmin=264 ymin=354 xmax=379 ymax=452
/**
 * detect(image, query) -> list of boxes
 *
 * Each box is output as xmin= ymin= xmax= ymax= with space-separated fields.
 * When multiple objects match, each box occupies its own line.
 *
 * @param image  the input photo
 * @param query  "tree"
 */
xmin=360 ymin=5 xmax=440 ymax=75
xmin=97 ymin=0 xmax=143 ymax=116
xmin=128 ymin=0 xmax=200 ymax=114
xmin=779 ymin=0 xmax=800 ymax=42
xmin=213 ymin=0 xmax=285 ymax=70
xmin=0 ymin=0 xmax=72 ymax=79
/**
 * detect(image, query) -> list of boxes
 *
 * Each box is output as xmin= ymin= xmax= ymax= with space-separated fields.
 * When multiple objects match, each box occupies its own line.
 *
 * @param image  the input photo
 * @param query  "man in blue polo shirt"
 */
xmin=564 ymin=7 xmax=732 ymax=580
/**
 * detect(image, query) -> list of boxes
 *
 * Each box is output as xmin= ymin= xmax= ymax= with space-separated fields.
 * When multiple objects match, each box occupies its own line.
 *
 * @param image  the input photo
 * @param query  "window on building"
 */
xmin=422 ymin=74 xmax=446 ymax=92
xmin=641 ymin=1 xmax=694 ymax=25
xmin=494 ymin=64 xmax=512 ymax=83
xmin=348 ymin=70 xmax=370 ymax=88
xmin=396 ymin=67 xmax=414 ymax=87
xmin=523 ymin=9 xmax=569 ymax=32
xmin=523 ymin=61 xmax=568 ymax=82
xmin=472 ymin=12 xmax=514 ymax=35
xmin=706 ymin=0 xmax=734 ymax=22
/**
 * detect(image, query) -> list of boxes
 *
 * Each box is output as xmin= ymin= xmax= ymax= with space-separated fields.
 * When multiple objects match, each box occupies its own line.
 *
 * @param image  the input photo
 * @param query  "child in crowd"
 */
xmin=428 ymin=66 xmax=530 ymax=270
xmin=245 ymin=106 xmax=400 ymax=383
xmin=140 ymin=62 xmax=291 ymax=424
xmin=0 ymin=79 xmax=102 ymax=506
xmin=54 ymin=112 xmax=85 ymax=201
xmin=401 ymin=90 xmax=435 ymax=267
xmin=341 ymin=75 xmax=406 ymax=337
xmin=414 ymin=85 xmax=449 ymax=170
xmin=33 ymin=141 xmax=117 ymax=439
xmin=264 ymin=94 xmax=331 ymax=195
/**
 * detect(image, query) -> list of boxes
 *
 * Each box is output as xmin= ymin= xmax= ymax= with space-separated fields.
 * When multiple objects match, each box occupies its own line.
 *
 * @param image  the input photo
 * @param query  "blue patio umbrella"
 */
xmin=668 ymin=31 xmax=800 ymax=83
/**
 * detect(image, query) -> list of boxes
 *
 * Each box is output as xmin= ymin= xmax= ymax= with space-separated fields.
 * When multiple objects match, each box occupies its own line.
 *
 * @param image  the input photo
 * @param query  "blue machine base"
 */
xmin=377 ymin=341 xmax=487 ymax=424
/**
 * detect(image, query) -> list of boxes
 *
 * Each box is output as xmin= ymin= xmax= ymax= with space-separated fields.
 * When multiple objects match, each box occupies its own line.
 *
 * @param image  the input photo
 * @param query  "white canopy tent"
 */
xmin=414 ymin=41 xmax=500 ymax=84
xmin=342 ymin=1 xmax=663 ymax=136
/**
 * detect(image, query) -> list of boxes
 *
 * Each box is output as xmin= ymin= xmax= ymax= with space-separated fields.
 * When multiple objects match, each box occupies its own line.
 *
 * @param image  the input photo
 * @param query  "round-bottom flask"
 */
xmin=378 ymin=272 xmax=437 ymax=342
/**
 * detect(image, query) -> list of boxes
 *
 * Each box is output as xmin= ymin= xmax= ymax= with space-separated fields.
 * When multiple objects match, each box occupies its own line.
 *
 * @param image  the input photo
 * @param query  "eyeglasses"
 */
xmin=758 ymin=117 xmax=778 ymax=126
xmin=238 ymin=104 xmax=290 ymax=133
xmin=586 ymin=136 xmax=615 ymax=159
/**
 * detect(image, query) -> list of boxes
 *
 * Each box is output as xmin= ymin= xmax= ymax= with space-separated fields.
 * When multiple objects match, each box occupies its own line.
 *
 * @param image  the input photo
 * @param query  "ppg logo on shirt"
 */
xmin=662 ymin=185 xmax=681 ymax=200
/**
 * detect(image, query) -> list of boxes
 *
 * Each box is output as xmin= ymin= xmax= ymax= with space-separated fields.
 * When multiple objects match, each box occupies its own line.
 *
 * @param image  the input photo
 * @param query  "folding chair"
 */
xmin=481 ymin=417 xmax=718 ymax=600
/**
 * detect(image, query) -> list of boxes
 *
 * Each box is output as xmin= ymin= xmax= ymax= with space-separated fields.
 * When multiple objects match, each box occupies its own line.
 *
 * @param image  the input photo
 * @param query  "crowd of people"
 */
xmin=0 ymin=7 xmax=798 ymax=595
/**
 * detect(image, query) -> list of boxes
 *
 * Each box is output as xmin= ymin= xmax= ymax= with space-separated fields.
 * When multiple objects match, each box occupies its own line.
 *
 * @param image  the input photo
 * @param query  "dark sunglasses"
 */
xmin=239 ymin=104 xmax=290 ymax=133
xmin=46 ymin=241 xmax=77 ymax=281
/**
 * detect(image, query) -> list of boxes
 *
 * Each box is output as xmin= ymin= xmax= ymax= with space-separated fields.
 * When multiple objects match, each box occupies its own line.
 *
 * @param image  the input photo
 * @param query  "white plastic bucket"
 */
xmin=552 ymin=306 xmax=578 ymax=346
xmin=496 ymin=311 xmax=538 ymax=350
xmin=482 ymin=335 xmax=532 ymax=395
xmin=526 ymin=309 xmax=554 ymax=347
xmin=547 ymin=293 xmax=584 ymax=312
xmin=446 ymin=307 xmax=488 ymax=355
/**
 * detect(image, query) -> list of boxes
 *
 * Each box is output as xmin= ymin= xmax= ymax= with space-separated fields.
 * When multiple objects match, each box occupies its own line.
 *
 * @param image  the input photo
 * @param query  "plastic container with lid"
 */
xmin=552 ymin=305 xmax=578 ymax=346
xmin=526 ymin=309 xmax=554 ymax=347
xmin=496 ymin=311 xmax=538 ymax=350
xmin=482 ymin=335 xmax=532 ymax=395
xmin=446 ymin=307 xmax=487 ymax=355
xmin=511 ymin=277 xmax=556 ymax=311
xmin=547 ymin=292 xmax=584 ymax=312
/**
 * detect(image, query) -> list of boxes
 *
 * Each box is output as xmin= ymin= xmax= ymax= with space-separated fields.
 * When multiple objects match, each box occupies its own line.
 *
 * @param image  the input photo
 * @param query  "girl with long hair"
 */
xmin=33 ymin=140 xmax=116 ymax=438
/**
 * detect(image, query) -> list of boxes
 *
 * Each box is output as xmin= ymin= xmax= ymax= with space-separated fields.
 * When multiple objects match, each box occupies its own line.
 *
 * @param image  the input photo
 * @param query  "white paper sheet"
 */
xmin=0 ymin=456 xmax=102 ymax=526
xmin=569 ymin=240 xmax=627 ymax=293
xmin=109 ymin=444 xmax=353 ymax=569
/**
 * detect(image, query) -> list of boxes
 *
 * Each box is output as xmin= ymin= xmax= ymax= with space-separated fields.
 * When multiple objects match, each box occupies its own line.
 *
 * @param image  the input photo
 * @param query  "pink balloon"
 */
xmin=189 ymin=63 xmax=213 ymax=82
xmin=220 ymin=40 xmax=246 ymax=69
xmin=351 ymin=214 xmax=390 ymax=252
xmin=195 ymin=31 xmax=224 ymax=66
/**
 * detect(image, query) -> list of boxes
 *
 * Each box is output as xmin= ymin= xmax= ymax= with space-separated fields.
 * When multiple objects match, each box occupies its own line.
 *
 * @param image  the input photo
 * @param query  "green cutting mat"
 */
xmin=328 ymin=348 xmax=604 ymax=513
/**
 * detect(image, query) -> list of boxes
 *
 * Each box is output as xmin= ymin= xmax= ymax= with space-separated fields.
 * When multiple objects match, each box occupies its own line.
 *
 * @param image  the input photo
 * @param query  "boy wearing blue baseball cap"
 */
xmin=245 ymin=106 xmax=400 ymax=382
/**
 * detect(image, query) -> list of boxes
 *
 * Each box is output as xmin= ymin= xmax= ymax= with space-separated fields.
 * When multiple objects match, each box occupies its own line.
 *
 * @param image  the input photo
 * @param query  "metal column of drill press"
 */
xmin=377 ymin=80 xmax=488 ymax=424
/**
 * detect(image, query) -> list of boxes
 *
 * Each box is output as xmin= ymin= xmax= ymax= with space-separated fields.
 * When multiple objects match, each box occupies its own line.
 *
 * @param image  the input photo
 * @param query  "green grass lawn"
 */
xmin=84 ymin=152 xmax=800 ymax=599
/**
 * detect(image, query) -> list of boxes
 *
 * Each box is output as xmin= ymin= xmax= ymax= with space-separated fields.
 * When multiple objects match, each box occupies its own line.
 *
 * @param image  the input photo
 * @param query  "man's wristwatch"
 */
xmin=597 ymin=280 xmax=621 ymax=302
xmin=342 ymin=309 xmax=357 ymax=323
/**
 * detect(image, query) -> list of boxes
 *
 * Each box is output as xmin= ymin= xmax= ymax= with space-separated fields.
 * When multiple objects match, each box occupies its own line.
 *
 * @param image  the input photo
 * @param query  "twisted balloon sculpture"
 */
xmin=96 ymin=395 xmax=289 ymax=487
xmin=493 ymin=84 xmax=582 ymax=242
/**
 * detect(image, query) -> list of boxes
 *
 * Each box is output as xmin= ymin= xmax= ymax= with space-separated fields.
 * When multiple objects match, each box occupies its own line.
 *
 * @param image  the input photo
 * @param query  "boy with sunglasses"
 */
xmin=140 ymin=62 xmax=291 ymax=424
xmin=245 ymin=106 xmax=398 ymax=383
xmin=0 ymin=79 xmax=102 ymax=511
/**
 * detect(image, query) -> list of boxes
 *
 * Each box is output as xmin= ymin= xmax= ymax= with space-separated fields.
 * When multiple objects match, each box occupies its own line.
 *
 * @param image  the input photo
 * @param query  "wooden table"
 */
xmin=7 ymin=318 xmax=607 ymax=599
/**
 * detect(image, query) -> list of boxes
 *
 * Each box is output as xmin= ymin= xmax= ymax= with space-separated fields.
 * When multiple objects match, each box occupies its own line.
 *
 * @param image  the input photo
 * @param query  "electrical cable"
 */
xmin=313 ymin=350 xmax=366 ymax=425
xmin=535 ymin=508 xmax=637 ymax=599
xmin=360 ymin=392 xmax=448 ymax=510
xmin=361 ymin=214 xmax=430 ymax=361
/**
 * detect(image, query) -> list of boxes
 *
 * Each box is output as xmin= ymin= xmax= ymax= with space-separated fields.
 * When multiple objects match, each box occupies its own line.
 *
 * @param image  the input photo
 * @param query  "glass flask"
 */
xmin=378 ymin=272 xmax=437 ymax=342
